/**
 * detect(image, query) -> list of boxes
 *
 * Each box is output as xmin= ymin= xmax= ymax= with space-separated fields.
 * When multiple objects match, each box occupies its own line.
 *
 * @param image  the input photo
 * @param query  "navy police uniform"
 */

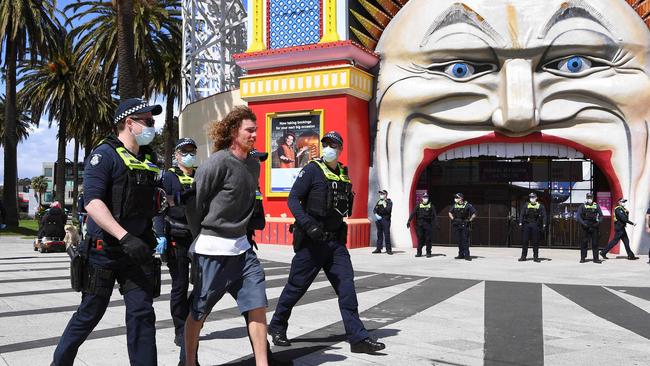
xmin=602 ymin=202 xmax=637 ymax=259
xmin=450 ymin=198 xmax=476 ymax=259
xmin=407 ymin=197 xmax=437 ymax=257
xmin=269 ymin=157 xmax=370 ymax=343
xmin=153 ymin=165 xmax=195 ymax=341
xmin=576 ymin=200 xmax=603 ymax=262
xmin=519 ymin=200 xmax=547 ymax=261
xmin=373 ymin=191 xmax=392 ymax=253
xmin=53 ymin=99 xmax=162 ymax=366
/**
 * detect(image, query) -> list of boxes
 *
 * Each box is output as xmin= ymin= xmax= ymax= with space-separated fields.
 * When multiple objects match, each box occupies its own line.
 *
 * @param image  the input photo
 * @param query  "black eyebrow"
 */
xmin=538 ymin=0 xmax=618 ymax=40
xmin=420 ymin=3 xmax=506 ymax=48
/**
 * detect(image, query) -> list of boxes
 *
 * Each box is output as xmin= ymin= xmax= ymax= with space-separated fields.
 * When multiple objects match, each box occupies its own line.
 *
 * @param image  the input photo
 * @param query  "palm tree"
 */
xmin=19 ymin=31 xmax=92 ymax=204
xmin=0 ymin=0 xmax=60 ymax=226
xmin=31 ymin=175 xmax=49 ymax=209
xmin=0 ymin=95 xmax=31 ymax=146
xmin=66 ymin=0 xmax=181 ymax=99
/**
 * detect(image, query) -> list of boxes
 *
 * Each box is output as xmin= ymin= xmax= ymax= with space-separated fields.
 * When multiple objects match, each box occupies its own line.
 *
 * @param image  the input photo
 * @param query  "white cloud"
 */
xmin=0 ymin=125 xmax=83 ymax=182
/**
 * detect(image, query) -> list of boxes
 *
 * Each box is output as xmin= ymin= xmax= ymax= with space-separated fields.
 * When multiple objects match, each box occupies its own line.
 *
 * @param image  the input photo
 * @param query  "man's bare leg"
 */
xmin=184 ymin=314 xmax=205 ymax=365
xmin=247 ymin=307 xmax=269 ymax=366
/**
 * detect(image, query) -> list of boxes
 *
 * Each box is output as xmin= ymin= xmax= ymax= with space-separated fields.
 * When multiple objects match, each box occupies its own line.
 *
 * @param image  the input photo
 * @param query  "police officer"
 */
xmin=576 ymin=193 xmax=603 ymax=263
xmin=518 ymin=192 xmax=547 ymax=262
xmin=153 ymin=137 xmax=198 ymax=348
xmin=52 ymin=98 xmax=162 ymax=366
xmin=407 ymin=192 xmax=437 ymax=257
xmin=372 ymin=189 xmax=393 ymax=254
xmin=601 ymin=198 xmax=639 ymax=260
xmin=268 ymin=131 xmax=386 ymax=354
xmin=449 ymin=193 xmax=477 ymax=261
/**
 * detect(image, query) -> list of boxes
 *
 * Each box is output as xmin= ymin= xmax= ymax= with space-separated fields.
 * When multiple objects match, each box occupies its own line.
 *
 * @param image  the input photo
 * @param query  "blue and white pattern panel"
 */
xmin=269 ymin=0 xmax=321 ymax=49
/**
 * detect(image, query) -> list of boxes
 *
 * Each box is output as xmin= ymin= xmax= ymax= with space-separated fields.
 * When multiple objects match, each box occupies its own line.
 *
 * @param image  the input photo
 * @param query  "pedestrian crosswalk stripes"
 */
xmin=1 ymin=253 xmax=650 ymax=365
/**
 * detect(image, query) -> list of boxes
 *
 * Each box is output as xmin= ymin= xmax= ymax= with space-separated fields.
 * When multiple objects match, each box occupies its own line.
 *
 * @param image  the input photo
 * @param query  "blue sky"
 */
xmin=0 ymin=0 xmax=171 ymax=182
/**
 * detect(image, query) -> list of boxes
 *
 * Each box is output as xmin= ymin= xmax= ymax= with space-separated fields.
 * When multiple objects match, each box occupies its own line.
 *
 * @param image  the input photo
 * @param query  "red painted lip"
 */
xmin=409 ymin=131 xmax=622 ymax=246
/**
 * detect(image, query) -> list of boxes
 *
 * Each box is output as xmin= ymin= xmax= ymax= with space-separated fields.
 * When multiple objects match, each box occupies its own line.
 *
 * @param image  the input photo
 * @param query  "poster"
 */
xmin=266 ymin=110 xmax=323 ymax=196
xmin=597 ymin=191 xmax=611 ymax=217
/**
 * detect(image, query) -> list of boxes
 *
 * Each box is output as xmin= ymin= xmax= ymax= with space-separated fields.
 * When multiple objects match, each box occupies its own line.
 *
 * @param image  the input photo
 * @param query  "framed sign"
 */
xmin=266 ymin=110 xmax=324 ymax=197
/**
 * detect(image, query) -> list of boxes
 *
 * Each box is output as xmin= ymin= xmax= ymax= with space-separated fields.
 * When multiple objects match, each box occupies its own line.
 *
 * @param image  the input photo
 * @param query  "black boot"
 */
xmin=580 ymin=258 xmax=586 ymax=263
xmin=593 ymin=258 xmax=602 ymax=264
xmin=518 ymin=257 xmax=526 ymax=262
xmin=600 ymin=250 xmax=608 ymax=259
xmin=372 ymin=248 xmax=382 ymax=254
xmin=426 ymin=253 xmax=432 ymax=258
xmin=351 ymin=337 xmax=386 ymax=354
xmin=269 ymin=330 xmax=291 ymax=347
xmin=415 ymin=252 xmax=422 ymax=257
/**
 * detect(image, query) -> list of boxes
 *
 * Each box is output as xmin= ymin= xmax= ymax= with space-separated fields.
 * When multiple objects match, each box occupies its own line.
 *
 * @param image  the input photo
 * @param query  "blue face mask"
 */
xmin=322 ymin=146 xmax=339 ymax=163
xmin=180 ymin=154 xmax=197 ymax=168
xmin=134 ymin=126 xmax=155 ymax=146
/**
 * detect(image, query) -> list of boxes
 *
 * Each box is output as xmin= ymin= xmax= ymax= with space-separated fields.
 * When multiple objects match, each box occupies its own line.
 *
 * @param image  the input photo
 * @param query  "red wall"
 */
xmin=249 ymin=94 xmax=370 ymax=220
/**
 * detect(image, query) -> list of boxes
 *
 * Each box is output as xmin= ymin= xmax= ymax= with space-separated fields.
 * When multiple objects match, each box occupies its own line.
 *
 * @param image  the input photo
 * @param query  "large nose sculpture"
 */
xmin=492 ymin=58 xmax=538 ymax=132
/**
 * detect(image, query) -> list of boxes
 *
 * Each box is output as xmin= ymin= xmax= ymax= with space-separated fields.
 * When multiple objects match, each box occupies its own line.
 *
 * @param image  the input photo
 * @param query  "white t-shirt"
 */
xmin=191 ymin=233 xmax=251 ymax=256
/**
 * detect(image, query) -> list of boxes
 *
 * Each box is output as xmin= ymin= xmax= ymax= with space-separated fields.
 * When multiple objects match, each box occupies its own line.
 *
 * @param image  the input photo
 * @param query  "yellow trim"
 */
xmin=319 ymin=0 xmax=340 ymax=43
xmin=239 ymin=65 xmax=374 ymax=102
xmin=246 ymin=0 xmax=266 ymax=52
xmin=265 ymin=110 xmax=325 ymax=198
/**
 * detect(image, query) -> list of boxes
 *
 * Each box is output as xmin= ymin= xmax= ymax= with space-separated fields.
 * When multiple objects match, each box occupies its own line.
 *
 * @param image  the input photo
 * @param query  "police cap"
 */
xmin=114 ymin=98 xmax=162 ymax=124
xmin=455 ymin=192 xmax=464 ymax=199
xmin=175 ymin=137 xmax=197 ymax=151
xmin=529 ymin=192 xmax=537 ymax=198
xmin=586 ymin=193 xmax=594 ymax=199
xmin=321 ymin=131 xmax=343 ymax=146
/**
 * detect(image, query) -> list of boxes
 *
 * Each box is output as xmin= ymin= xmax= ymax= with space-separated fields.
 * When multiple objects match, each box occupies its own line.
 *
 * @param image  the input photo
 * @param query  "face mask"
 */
xmin=379 ymin=194 xmax=386 ymax=200
xmin=422 ymin=198 xmax=429 ymax=204
xmin=586 ymin=199 xmax=593 ymax=204
xmin=133 ymin=126 xmax=155 ymax=146
xmin=530 ymin=198 xmax=536 ymax=203
xmin=322 ymin=146 xmax=339 ymax=163
xmin=454 ymin=198 xmax=461 ymax=203
xmin=621 ymin=202 xmax=627 ymax=207
xmin=180 ymin=154 xmax=197 ymax=168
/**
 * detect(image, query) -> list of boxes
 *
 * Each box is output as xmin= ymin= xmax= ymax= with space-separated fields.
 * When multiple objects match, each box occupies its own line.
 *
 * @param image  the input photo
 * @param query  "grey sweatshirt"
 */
xmin=194 ymin=149 xmax=260 ymax=238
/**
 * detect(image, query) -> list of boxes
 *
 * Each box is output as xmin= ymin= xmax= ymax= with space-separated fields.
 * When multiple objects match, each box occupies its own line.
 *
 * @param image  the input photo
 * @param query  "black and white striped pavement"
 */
xmin=1 ymin=240 xmax=650 ymax=365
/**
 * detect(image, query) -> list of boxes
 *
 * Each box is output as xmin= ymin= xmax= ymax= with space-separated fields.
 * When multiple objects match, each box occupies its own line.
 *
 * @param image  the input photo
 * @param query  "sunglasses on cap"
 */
xmin=129 ymin=116 xmax=155 ymax=127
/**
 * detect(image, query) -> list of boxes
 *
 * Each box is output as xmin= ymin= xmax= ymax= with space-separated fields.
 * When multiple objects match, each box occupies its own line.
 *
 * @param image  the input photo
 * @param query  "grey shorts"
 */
xmin=190 ymin=249 xmax=267 ymax=320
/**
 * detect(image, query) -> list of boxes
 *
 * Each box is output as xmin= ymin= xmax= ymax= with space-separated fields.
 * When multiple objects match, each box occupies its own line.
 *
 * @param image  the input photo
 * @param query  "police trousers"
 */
xmin=603 ymin=226 xmax=634 ymax=257
xmin=167 ymin=235 xmax=193 ymax=337
xmin=269 ymin=239 xmax=370 ymax=344
xmin=453 ymin=223 xmax=470 ymax=257
xmin=521 ymin=223 xmax=540 ymax=258
xmin=416 ymin=224 xmax=433 ymax=255
xmin=52 ymin=244 xmax=157 ymax=366
xmin=375 ymin=218 xmax=391 ymax=251
xmin=580 ymin=225 xmax=599 ymax=260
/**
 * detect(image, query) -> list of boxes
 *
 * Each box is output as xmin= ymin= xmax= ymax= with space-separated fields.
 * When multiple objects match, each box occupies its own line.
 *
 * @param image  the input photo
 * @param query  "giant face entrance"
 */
xmin=416 ymin=151 xmax=612 ymax=248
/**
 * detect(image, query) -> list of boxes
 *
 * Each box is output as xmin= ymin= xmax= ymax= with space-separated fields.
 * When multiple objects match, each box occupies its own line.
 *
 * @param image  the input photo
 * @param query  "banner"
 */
xmin=266 ymin=110 xmax=323 ymax=196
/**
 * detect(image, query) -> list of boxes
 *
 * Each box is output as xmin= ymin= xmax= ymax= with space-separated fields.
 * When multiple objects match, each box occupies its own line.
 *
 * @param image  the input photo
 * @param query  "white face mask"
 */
xmin=454 ymin=198 xmax=461 ymax=203
xmin=422 ymin=198 xmax=429 ymax=204
xmin=180 ymin=154 xmax=197 ymax=168
xmin=586 ymin=199 xmax=593 ymax=204
xmin=133 ymin=126 xmax=156 ymax=146
xmin=530 ymin=198 xmax=537 ymax=203
xmin=621 ymin=202 xmax=627 ymax=207
xmin=379 ymin=194 xmax=387 ymax=200
xmin=322 ymin=146 xmax=339 ymax=162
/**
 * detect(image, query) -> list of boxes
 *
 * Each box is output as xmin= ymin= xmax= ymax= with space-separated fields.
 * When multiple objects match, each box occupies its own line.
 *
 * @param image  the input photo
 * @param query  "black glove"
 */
xmin=120 ymin=233 xmax=151 ymax=264
xmin=306 ymin=224 xmax=324 ymax=242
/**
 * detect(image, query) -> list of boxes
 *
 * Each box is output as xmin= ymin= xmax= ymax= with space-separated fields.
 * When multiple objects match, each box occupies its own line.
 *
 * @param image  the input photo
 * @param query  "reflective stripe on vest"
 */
xmin=613 ymin=206 xmax=628 ymax=222
xmin=169 ymin=168 xmax=194 ymax=185
xmin=454 ymin=202 xmax=467 ymax=209
xmin=419 ymin=203 xmax=431 ymax=209
xmin=311 ymin=159 xmax=351 ymax=182
xmin=256 ymin=190 xmax=263 ymax=201
xmin=115 ymin=147 xmax=160 ymax=174
xmin=527 ymin=202 xmax=540 ymax=209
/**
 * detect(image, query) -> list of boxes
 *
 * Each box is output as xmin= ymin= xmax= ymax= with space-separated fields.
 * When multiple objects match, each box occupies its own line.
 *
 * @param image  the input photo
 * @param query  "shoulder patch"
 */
xmin=90 ymin=154 xmax=102 ymax=166
xmin=298 ymin=170 xmax=305 ymax=178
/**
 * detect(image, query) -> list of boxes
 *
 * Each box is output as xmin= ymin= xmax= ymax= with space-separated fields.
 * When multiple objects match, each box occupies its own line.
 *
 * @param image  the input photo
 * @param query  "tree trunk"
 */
xmin=55 ymin=119 xmax=67 ymax=204
xmin=84 ymin=129 xmax=93 ymax=161
xmin=117 ymin=0 xmax=140 ymax=99
xmin=71 ymin=139 xmax=80 ymax=218
xmin=2 ymin=37 xmax=19 ymax=226
xmin=164 ymin=93 xmax=175 ymax=169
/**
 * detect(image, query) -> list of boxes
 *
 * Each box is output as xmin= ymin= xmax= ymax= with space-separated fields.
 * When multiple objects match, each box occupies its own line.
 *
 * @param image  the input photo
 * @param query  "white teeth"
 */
xmin=438 ymin=143 xmax=584 ymax=160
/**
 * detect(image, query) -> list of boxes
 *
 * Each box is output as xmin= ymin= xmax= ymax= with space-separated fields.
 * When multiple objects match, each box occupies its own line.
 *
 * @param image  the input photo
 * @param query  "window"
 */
xmin=44 ymin=168 xmax=53 ymax=177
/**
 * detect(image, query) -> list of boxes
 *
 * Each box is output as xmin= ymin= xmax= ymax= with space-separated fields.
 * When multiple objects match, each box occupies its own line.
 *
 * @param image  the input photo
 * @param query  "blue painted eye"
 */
xmin=558 ymin=56 xmax=592 ymax=74
xmin=444 ymin=62 xmax=475 ymax=79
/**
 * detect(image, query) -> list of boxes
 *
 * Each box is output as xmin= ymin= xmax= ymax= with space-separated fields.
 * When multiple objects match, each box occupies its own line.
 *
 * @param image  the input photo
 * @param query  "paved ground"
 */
xmin=0 ymin=237 xmax=649 ymax=366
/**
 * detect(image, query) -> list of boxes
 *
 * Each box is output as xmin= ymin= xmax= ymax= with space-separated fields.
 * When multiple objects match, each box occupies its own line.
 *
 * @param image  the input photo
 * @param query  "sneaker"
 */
xmin=372 ymin=249 xmax=382 ymax=254
xmin=350 ymin=337 xmax=386 ymax=354
xmin=518 ymin=257 xmax=526 ymax=262
xmin=600 ymin=250 xmax=609 ymax=259
xmin=269 ymin=330 xmax=291 ymax=347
